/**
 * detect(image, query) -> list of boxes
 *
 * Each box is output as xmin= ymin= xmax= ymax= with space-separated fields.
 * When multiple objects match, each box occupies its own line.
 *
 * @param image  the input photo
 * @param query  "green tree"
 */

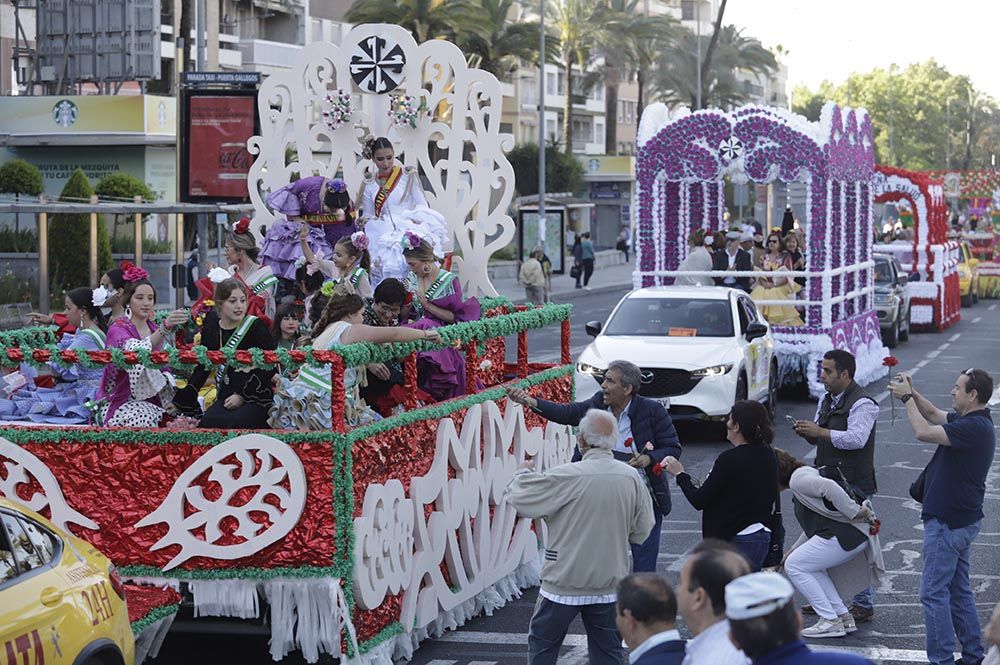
xmin=50 ymin=169 xmax=112 ymax=288
xmin=652 ymin=25 xmax=777 ymax=110
xmin=94 ymin=172 xmax=156 ymax=249
xmin=459 ymin=0 xmax=554 ymax=80
xmin=344 ymin=0 xmax=488 ymax=44
xmin=0 ymin=159 xmax=44 ymax=250
xmin=507 ymin=142 xmax=584 ymax=196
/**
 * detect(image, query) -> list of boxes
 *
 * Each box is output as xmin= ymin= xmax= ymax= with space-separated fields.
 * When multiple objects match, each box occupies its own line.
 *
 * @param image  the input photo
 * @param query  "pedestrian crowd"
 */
xmin=505 ymin=351 xmax=998 ymax=665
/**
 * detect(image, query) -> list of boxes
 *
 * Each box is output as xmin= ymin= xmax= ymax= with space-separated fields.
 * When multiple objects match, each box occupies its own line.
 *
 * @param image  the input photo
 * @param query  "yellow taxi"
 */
xmin=958 ymin=241 xmax=980 ymax=307
xmin=0 ymin=497 xmax=134 ymax=665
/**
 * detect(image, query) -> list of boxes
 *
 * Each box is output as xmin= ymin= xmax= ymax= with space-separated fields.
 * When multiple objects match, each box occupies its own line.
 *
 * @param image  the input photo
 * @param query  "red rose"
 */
xmin=235 ymin=350 xmax=253 ymax=364
xmin=289 ymin=350 xmax=306 ymax=363
xmin=263 ymin=350 xmax=279 ymax=364
xmin=150 ymin=351 xmax=169 ymax=364
xmin=88 ymin=350 xmax=112 ymax=364
xmin=59 ymin=350 xmax=78 ymax=363
xmin=206 ymin=351 xmax=226 ymax=364
xmin=5 ymin=348 xmax=24 ymax=362
xmin=120 ymin=260 xmax=134 ymax=272
xmin=234 ymin=217 xmax=250 ymax=235
xmin=624 ymin=437 xmax=634 ymax=449
xmin=651 ymin=463 xmax=664 ymax=476
xmin=179 ymin=350 xmax=198 ymax=364
xmin=31 ymin=349 xmax=51 ymax=362
xmin=882 ymin=356 xmax=899 ymax=367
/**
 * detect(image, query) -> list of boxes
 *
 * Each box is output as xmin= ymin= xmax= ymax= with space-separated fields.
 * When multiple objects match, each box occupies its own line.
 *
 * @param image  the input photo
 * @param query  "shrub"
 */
xmin=507 ymin=142 xmax=584 ymax=198
xmin=0 ymin=159 xmax=43 ymax=197
xmin=49 ymin=169 xmax=113 ymax=288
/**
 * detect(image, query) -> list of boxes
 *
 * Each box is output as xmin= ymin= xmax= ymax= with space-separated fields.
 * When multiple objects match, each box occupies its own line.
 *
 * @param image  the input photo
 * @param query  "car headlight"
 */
xmin=874 ymin=293 xmax=895 ymax=306
xmin=577 ymin=362 xmax=605 ymax=376
xmin=692 ymin=363 xmax=734 ymax=377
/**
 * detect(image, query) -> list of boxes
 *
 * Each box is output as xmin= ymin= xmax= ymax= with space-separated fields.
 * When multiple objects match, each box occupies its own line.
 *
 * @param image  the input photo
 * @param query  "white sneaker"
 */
xmin=801 ymin=617 xmax=847 ymax=638
xmin=838 ymin=612 xmax=857 ymax=634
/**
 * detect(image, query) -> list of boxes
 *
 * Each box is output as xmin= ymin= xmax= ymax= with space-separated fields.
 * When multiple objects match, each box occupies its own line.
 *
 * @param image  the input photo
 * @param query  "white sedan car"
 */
xmin=575 ymin=286 xmax=778 ymax=422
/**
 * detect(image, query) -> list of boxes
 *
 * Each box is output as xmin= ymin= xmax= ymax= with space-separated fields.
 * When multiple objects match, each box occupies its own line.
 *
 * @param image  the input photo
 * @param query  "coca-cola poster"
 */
xmin=186 ymin=94 xmax=256 ymax=200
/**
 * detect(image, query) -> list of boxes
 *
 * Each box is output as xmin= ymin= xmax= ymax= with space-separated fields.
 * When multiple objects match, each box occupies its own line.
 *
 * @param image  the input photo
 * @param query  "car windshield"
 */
xmin=874 ymin=259 xmax=893 ymax=285
xmin=603 ymin=298 xmax=734 ymax=337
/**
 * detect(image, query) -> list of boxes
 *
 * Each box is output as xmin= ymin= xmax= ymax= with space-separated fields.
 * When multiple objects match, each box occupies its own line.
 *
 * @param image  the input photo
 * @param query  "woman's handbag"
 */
xmin=761 ymin=498 xmax=785 ymax=568
xmin=570 ymin=264 xmax=582 ymax=279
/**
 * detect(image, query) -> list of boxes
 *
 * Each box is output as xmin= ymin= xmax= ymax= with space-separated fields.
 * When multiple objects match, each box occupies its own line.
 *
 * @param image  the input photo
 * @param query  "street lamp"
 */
xmin=538 ymin=0 xmax=546 ymax=251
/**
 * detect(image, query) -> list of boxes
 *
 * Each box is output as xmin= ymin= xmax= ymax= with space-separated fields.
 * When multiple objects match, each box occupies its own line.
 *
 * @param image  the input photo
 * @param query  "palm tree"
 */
xmin=459 ymin=0 xmax=554 ymax=79
xmin=652 ymin=25 xmax=777 ymax=110
xmin=545 ymin=0 xmax=608 ymax=154
xmin=344 ymin=0 xmax=488 ymax=44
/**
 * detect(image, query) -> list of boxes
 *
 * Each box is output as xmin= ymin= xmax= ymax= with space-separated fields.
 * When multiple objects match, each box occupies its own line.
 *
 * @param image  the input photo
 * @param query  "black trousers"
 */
xmin=582 ymin=258 xmax=595 ymax=286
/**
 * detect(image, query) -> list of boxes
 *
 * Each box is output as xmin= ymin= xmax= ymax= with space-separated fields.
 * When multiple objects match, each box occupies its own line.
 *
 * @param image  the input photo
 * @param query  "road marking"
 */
xmin=436 ymin=632 xmax=587 ymax=646
xmin=812 ymin=645 xmax=958 ymax=663
xmin=949 ymin=333 xmax=962 ymax=342
xmin=925 ymin=350 xmax=940 ymax=359
xmin=990 ymin=304 xmax=997 ymax=310
xmin=423 ymin=661 xmax=458 ymax=665
xmin=974 ymin=316 xmax=982 ymax=323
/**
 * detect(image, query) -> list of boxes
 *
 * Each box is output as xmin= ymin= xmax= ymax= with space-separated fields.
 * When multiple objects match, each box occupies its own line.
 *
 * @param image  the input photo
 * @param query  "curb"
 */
xmin=505 ymin=279 xmax=635 ymax=306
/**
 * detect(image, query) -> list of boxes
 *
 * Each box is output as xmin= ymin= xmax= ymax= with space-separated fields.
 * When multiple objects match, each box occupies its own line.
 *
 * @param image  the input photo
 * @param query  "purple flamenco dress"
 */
xmin=406 ymin=270 xmax=481 ymax=401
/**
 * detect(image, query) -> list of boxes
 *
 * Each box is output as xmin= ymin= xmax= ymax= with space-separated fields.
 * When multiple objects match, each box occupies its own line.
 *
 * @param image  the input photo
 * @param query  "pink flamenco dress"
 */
xmin=95 ymin=318 xmax=175 ymax=427
xmin=405 ymin=270 xmax=481 ymax=401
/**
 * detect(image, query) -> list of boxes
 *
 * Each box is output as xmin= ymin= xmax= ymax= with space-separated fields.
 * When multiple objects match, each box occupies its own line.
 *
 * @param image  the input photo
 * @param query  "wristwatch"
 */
xmin=901 ymin=393 xmax=913 ymax=403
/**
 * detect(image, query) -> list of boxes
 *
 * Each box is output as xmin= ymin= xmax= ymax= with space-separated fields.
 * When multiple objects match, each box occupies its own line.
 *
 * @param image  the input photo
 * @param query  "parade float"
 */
xmin=0 ymin=24 xmax=578 ymax=664
xmin=633 ymin=102 xmax=888 ymax=396
xmin=871 ymin=165 xmax=960 ymax=331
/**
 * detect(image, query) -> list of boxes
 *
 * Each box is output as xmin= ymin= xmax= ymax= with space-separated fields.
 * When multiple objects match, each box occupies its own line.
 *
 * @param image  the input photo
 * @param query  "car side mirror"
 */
xmin=745 ymin=322 xmax=768 ymax=341
xmin=908 ymin=272 xmax=920 ymax=282
xmin=585 ymin=321 xmax=603 ymax=338
xmin=898 ymin=273 xmax=908 ymax=286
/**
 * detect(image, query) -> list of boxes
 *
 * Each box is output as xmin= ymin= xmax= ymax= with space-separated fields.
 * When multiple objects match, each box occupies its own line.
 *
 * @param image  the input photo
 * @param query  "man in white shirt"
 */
xmin=616 ymin=573 xmax=686 ymax=665
xmin=676 ymin=540 xmax=751 ymax=665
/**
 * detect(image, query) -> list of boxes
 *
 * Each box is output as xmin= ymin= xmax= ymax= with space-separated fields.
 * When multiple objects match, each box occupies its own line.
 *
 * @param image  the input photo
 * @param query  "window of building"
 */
xmin=546 ymin=73 xmax=556 ymax=95
xmin=311 ymin=19 xmax=323 ymax=43
xmin=618 ymin=100 xmax=624 ymax=123
xmin=595 ymin=122 xmax=604 ymax=144
xmin=681 ymin=0 xmax=696 ymax=21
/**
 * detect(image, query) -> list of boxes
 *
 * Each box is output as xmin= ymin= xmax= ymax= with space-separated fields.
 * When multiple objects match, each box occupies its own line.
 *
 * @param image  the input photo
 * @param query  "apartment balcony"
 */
xmin=238 ymin=38 xmax=303 ymax=75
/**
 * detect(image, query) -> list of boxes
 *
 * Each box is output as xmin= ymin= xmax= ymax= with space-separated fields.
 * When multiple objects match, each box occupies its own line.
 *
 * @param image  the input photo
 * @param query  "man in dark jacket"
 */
xmin=616 ymin=573 xmax=685 ymax=665
xmin=712 ymin=231 xmax=753 ymax=292
xmin=506 ymin=360 xmax=681 ymax=571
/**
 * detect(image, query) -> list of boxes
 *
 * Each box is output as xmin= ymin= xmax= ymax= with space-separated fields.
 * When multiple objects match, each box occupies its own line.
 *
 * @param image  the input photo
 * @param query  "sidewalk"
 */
xmin=491 ymin=259 xmax=637 ymax=305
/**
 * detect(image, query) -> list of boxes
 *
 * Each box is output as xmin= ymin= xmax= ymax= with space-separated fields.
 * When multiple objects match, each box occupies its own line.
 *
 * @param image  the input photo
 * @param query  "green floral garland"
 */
xmin=0 ymin=304 xmax=570 ymax=372
xmin=130 ymin=602 xmax=181 ymax=636
xmin=0 ymin=325 xmax=58 ymax=348
xmin=118 ymin=563 xmax=339 ymax=581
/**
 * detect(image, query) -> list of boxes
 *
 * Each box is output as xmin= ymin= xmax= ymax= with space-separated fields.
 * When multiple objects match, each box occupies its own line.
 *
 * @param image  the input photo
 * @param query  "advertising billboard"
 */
xmin=181 ymin=91 xmax=258 ymax=202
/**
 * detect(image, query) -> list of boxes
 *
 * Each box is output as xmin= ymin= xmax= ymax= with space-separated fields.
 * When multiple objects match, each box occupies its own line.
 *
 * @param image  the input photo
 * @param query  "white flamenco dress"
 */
xmin=361 ymin=165 xmax=451 ymax=284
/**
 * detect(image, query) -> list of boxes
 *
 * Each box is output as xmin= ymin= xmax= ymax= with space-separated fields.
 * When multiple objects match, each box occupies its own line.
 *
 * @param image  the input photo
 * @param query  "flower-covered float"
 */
xmin=871 ymin=165 xmax=960 ymax=331
xmin=633 ymin=102 xmax=889 ymax=396
xmin=0 ymin=24 xmax=575 ymax=665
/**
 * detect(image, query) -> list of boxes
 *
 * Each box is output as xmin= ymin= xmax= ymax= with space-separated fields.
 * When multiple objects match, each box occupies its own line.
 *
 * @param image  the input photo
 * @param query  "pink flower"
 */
xmin=351 ymin=231 xmax=369 ymax=252
xmin=122 ymin=265 xmax=149 ymax=282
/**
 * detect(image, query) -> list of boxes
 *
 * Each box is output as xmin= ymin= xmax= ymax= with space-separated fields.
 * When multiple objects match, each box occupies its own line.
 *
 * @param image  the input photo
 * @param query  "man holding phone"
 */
xmin=789 ymin=349 xmax=879 ymax=624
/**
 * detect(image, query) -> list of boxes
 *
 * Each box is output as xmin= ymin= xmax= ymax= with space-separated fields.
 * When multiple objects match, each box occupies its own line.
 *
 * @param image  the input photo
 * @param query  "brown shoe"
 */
xmin=801 ymin=604 xmax=816 ymax=615
xmin=849 ymin=605 xmax=874 ymax=623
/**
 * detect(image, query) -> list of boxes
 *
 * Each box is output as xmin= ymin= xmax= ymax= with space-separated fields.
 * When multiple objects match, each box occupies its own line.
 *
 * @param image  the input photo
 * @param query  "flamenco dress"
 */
xmin=96 ymin=318 xmax=175 ymax=427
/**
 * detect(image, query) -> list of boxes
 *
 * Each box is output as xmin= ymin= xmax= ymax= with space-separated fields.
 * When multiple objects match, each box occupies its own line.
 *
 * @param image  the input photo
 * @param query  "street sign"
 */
xmin=182 ymin=72 xmax=262 ymax=85
xmin=733 ymin=183 xmax=749 ymax=206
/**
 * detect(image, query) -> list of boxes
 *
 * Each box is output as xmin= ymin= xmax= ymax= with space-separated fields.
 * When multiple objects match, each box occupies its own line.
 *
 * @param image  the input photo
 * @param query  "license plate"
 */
xmin=655 ymin=397 xmax=671 ymax=409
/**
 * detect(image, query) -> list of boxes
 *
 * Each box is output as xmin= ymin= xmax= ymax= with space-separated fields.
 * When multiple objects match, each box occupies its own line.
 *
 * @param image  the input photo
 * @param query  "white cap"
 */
xmin=725 ymin=572 xmax=794 ymax=620
xmin=725 ymin=230 xmax=743 ymax=241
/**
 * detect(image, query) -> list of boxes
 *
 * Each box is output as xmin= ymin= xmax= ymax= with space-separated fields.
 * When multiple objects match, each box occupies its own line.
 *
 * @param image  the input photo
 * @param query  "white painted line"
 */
xmin=937 ymin=343 xmax=950 ymax=351
xmin=436 ymin=632 xmax=588 ymax=646
xmin=812 ymin=644 xmax=958 ymax=663
xmin=949 ymin=333 xmax=962 ymax=342
xmin=423 ymin=660 xmax=458 ymax=664
xmin=973 ymin=316 xmax=982 ymax=324
xmin=925 ymin=350 xmax=940 ymax=359
xmin=990 ymin=304 xmax=997 ymax=310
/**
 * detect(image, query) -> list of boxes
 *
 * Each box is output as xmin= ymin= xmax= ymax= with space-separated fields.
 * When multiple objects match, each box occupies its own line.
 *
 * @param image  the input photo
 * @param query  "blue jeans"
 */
xmin=852 ymin=585 xmax=875 ymax=610
xmin=527 ymin=595 xmax=621 ymax=665
xmin=632 ymin=511 xmax=662 ymax=572
xmin=731 ymin=529 xmax=771 ymax=572
xmin=921 ymin=518 xmax=984 ymax=665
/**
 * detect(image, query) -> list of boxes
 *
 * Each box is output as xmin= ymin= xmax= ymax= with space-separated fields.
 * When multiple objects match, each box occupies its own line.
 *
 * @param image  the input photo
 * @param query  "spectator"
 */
xmin=662 ymin=401 xmax=777 ymax=571
xmin=519 ymin=247 xmax=547 ymax=304
xmin=539 ymin=249 xmax=553 ymax=303
xmin=773 ymin=449 xmax=884 ymax=639
xmin=505 ymin=409 xmax=654 ymax=665
xmin=617 ymin=226 xmax=632 ymax=262
xmin=616 ymin=573 xmax=685 ymax=665
xmin=888 ymin=368 xmax=996 ymax=665
xmin=791 ymin=348 xmax=879 ymax=623
xmin=712 ymin=230 xmax=752 ymax=292
xmin=984 ymin=602 xmax=1000 ymax=665
xmin=571 ymin=234 xmax=583 ymax=289
xmin=581 ymin=232 xmax=596 ymax=288
xmin=675 ymin=229 xmax=715 ymax=287
xmin=750 ymin=232 xmax=803 ymax=326
xmin=726 ymin=572 xmax=874 ymax=664
xmin=676 ymin=540 xmax=751 ymax=665
xmin=505 ymin=360 xmax=681 ymax=572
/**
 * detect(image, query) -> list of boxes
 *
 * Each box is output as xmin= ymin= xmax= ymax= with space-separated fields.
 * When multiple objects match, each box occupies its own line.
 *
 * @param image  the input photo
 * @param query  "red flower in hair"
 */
xmin=403 ymin=292 xmax=414 ymax=307
xmin=234 ymin=217 xmax=251 ymax=235
xmin=120 ymin=260 xmax=135 ymax=272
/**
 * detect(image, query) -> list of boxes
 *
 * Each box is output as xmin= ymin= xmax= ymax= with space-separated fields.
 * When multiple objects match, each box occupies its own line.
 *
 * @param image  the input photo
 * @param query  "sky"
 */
xmin=725 ymin=1 xmax=1000 ymax=100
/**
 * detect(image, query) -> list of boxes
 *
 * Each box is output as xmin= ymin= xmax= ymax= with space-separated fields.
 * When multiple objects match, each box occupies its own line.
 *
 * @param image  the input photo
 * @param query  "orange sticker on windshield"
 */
xmin=668 ymin=327 xmax=697 ymax=337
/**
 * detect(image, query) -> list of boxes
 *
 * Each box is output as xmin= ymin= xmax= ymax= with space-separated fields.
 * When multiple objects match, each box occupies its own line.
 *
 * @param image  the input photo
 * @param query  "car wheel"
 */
xmin=898 ymin=306 xmax=910 ymax=342
xmin=736 ymin=372 xmax=748 ymax=403
xmin=883 ymin=319 xmax=899 ymax=348
xmin=962 ymin=290 xmax=974 ymax=307
xmin=766 ymin=361 xmax=778 ymax=418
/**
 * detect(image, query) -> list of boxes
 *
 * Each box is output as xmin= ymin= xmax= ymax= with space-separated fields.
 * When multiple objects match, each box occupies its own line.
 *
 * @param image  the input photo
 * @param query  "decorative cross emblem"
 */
xmin=350 ymin=36 xmax=406 ymax=94
xmin=719 ymin=136 xmax=743 ymax=161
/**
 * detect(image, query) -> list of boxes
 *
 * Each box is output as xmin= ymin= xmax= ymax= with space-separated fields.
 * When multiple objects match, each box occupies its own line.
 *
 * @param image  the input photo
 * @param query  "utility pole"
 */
xmin=538 ymin=0 xmax=546 ymax=251
xmin=695 ymin=0 xmax=702 ymax=110
xmin=946 ymin=98 xmax=951 ymax=169
xmin=888 ymin=64 xmax=896 ymax=165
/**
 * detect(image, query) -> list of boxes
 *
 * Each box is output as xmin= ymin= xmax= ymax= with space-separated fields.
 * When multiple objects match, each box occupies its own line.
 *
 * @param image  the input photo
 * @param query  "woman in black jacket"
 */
xmin=663 ymin=400 xmax=778 ymax=571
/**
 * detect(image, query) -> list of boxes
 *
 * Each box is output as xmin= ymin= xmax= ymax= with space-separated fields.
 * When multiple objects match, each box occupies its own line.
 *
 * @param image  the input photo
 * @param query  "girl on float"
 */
xmin=1 ymin=287 xmax=109 ymax=424
xmin=26 ymin=265 xmax=128 ymax=332
xmin=271 ymin=298 xmax=305 ymax=351
xmin=359 ymin=137 xmax=450 ymax=285
xmin=750 ymin=230 xmax=804 ymax=326
xmin=172 ymin=278 xmax=276 ymax=429
xmin=268 ymin=290 xmax=440 ymax=431
xmin=401 ymin=232 xmax=481 ymax=401
xmin=261 ymin=177 xmax=358 ymax=288
xmin=96 ymin=267 xmax=189 ymax=427
xmin=298 ymin=228 xmax=373 ymax=297
xmin=225 ymin=217 xmax=278 ymax=323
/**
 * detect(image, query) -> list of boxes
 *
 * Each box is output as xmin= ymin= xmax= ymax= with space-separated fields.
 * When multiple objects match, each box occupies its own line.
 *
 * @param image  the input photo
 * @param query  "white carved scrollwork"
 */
xmin=246 ymin=23 xmax=516 ymax=297
xmin=352 ymin=400 xmax=574 ymax=632
xmin=0 ymin=437 xmax=99 ymax=532
xmin=135 ymin=433 xmax=307 ymax=571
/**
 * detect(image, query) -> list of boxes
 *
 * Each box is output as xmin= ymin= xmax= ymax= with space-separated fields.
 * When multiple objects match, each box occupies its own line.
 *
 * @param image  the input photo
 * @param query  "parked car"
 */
xmin=958 ymin=241 xmax=980 ymax=307
xmin=577 ymin=286 xmax=777 ymax=423
xmin=0 ymin=496 xmax=134 ymax=665
xmin=873 ymin=253 xmax=913 ymax=348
